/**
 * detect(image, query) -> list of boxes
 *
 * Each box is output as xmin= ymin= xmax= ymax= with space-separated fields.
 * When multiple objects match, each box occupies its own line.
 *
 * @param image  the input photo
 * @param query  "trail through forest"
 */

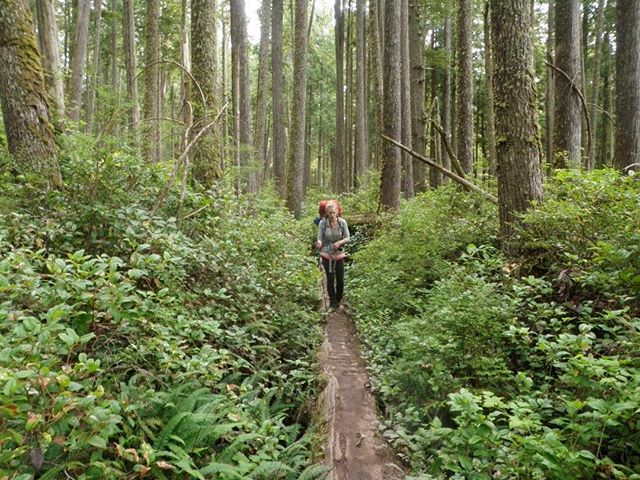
xmin=320 ymin=308 xmax=406 ymax=480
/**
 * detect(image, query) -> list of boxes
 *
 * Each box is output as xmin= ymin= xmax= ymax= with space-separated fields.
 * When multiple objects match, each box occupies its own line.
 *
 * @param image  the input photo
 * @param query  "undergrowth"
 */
xmin=0 ymin=137 xmax=330 ymax=479
xmin=349 ymin=171 xmax=640 ymax=480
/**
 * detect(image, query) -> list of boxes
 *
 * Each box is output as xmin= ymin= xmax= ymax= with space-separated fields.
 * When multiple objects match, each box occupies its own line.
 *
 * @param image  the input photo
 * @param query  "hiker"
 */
xmin=315 ymin=201 xmax=350 ymax=309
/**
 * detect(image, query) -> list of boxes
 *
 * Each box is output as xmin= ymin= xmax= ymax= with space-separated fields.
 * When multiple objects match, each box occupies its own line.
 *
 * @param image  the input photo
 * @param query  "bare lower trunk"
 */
xmin=35 ymin=0 xmax=65 ymax=122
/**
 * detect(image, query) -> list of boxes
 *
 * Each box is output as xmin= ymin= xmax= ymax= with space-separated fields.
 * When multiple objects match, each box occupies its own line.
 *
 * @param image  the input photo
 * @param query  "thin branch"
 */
xmin=382 ymin=134 xmax=498 ymax=205
xmin=151 ymin=101 xmax=229 ymax=216
xmin=545 ymin=60 xmax=592 ymax=158
xmin=134 ymin=59 xmax=207 ymax=111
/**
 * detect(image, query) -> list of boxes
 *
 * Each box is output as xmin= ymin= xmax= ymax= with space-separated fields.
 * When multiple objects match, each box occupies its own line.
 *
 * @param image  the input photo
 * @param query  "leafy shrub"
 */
xmin=0 ymin=145 xmax=327 ymax=478
xmin=350 ymin=171 xmax=640 ymax=479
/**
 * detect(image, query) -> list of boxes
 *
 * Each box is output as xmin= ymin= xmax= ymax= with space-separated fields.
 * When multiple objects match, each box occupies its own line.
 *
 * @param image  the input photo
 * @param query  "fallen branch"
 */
xmin=381 ymin=134 xmax=498 ymax=205
xmin=430 ymin=120 xmax=467 ymax=178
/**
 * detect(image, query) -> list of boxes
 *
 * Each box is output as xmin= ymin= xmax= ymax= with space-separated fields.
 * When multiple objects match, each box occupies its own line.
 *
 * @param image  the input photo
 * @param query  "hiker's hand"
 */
xmin=315 ymin=240 xmax=321 ymax=249
xmin=332 ymin=241 xmax=341 ymax=250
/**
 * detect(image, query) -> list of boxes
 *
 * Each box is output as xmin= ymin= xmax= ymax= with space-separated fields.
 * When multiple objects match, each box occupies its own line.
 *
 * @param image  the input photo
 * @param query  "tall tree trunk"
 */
xmin=369 ymin=0 xmax=384 ymax=170
xmin=345 ymin=2 xmax=353 ymax=190
xmin=400 ymin=0 xmax=413 ymax=198
xmin=123 ymin=0 xmax=140 ymax=143
xmin=553 ymin=0 xmax=582 ymax=168
xmin=191 ymin=0 xmax=220 ymax=186
xmin=110 ymin=0 xmax=118 ymax=95
xmin=231 ymin=0 xmax=255 ymax=192
xmin=491 ymin=0 xmax=543 ymax=254
xmin=144 ymin=0 xmax=161 ymax=163
xmin=286 ymin=0 xmax=309 ymax=217
xmin=254 ymin=0 xmax=271 ymax=185
xmin=334 ymin=0 xmax=345 ymax=192
xmin=379 ymin=0 xmax=401 ymax=210
xmin=67 ymin=0 xmax=90 ymax=122
xmin=85 ymin=0 xmax=102 ymax=132
xmin=441 ymin=15 xmax=453 ymax=177
xmin=429 ymin=31 xmax=442 ymax=188
xmin=456 ymin=0 xmax=474 ymax=174
xmin=35 ymin=0 xmax=65 ymax=122
xmin=0 ymin=0 xmax=62 ymax=189
xmin=598 ymin=31 xmax=612 ymax=168
xmin=545 ymin=0 xmax=554 ymax=168
xmin=586 ymin=0 xmax=606 ymax=171
xmin=271 ymin=0 xmax=286 ymax=196
xmin=614 ymin=0 xmax=640 ymax=172
xmin=483 ymin=1 xmax=497 ymax=177
xmin=409 ymin=0 xmax=426 ymax=193
xmin=354 ymin=0 xmax=367 ymax=187
xmin=179 ymin=0 xmax=191 ymax=135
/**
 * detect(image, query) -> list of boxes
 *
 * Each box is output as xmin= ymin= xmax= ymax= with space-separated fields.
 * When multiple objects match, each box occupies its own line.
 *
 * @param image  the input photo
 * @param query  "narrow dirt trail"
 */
xmin=320 ymin=309 xmax=406 ymax=480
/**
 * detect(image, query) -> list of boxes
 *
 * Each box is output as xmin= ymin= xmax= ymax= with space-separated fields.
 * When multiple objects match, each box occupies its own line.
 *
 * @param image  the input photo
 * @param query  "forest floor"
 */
xmin=320 ymin=306 xmax=406 ymax=480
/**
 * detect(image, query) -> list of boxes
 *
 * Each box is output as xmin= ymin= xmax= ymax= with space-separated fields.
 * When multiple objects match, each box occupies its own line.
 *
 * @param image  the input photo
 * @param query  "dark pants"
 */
xmin=322 ymin=258 xmax=344 ymax=307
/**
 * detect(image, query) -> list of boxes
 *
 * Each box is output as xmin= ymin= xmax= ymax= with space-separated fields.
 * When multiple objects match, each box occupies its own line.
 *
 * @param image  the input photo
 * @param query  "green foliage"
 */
xmin=351 ymin=170 xmax=640 ymax=479
xmin=0 ymin=139 xmax=327 ymax=478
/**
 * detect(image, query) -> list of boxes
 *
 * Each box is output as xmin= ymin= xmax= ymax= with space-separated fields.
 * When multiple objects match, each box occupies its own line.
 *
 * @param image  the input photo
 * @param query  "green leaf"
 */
xmin=88 ymin=436 xmax=107 ymax=448
xmin=297 ymin=464 xmax=332 ymax=480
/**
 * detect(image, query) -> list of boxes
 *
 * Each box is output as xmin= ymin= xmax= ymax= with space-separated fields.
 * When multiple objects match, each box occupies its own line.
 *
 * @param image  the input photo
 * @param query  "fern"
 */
xmin=218 ymin=432 xmax=263 ymax=463
xmin=39 ymin=462 xmax=84 ymax=480
xmin=199 ymin=461 xmax=244 ymax=477
xmin=155 ymin=411 xmax=192 ymax=448
xmin=296 ymin=464 xmax=332 ymax=480
xmin=249 ymin=461 xmax=295 ymax=479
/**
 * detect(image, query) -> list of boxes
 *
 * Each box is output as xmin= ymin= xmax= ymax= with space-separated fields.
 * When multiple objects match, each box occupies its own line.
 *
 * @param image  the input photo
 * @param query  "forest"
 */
xmin=0 ymin=0 xmax=639 ymax=479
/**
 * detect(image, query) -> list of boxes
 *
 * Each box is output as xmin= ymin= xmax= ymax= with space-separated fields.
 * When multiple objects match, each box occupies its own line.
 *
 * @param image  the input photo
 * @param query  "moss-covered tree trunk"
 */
xmin=491 ymin=0 xmax=543 ymax=254
xmin=483 ymin=1 xmax=497 ymax=178
xmin=285 ymin=0 xmax=308 ymax=217
xmin=191 ymin=0 xmax=220 ymax=187
xmin=254 ymin=0 xmax=271 ymax=185
xmin=334 ymin=0 xmax=345 ymax=193
xmin=0 ymin=0 xmax=62 ymax=189
xmin=123 ymin=0 xmax=140 ymax=145
xmin=67 ymin=0 xmax=90 ymax=123
xmin=143 ymin=0 xmax=161 ymax=164
xmin=271 ymin=0 xmax=286 ymax=197
xmin=400 ymin=0 xmax=413 ymax=198
xmin=379 ymin=0 xmax=401 ymax=210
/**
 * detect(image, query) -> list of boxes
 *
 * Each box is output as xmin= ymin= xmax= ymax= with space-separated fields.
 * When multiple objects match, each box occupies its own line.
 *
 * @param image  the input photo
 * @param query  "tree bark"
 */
xmin=491 ymin=0 xmax=543 ymax=254
xmin=144 ymin=0 xmax=161 ymax=163
xmin=123 ymin=0 xmax=140 ymax=143
xmin=84 ymin=0 xmax=102 ymax=132
xmin=286 ymin=0 xmax=309 ymax=217
xmin=369 ymin=0 xmax=384 ymax=170
xmin=67 ymin=0 xmax=91 ymax=122
xmin=409 ymin=0 xmax=426 ymax=193
xmin=441 ymin=15 xmax=453 ymax=177
xmin=614 ymin=0 xmax=640 ymax=172
xmin=598 ymin=31 xmax=613 ymax=168
xmin=231 ymin=0 xmax=256 ymax=192
xmin=271 ymin=0 xmax=286 ymax=196
xmin=553 ymin=0 xmax=582 ymax=168
xmin=110 ymin=0 xmax=119 ymax=95
xmin=400 ymin=0 xmax=413 ymax=198
xmin=0 ymin=0 xmax=62 ymax=189
xmin=191 ymin=0 xmax=221 ymax=186
xmin=379 ymin=0 xmax=401 ymax=210
xmin=35 ymin=0 xmax=65 ymax=122
xmin=483 ymin=1 xmax=497 ymax=177
xmin=254 ymin=0 xmax=271 ymax=185
xmin=354 ymin=0 xmax=367 ymax=188
xmin=545 ymin=0 xmax=554 ymax=168
xmin=334 ymin=0 xmax=345 ymax=192
xmin=585 ymin=0 xmax=606 ymax=170
xmin=456 ymin=0 xmax=474 ymax=174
